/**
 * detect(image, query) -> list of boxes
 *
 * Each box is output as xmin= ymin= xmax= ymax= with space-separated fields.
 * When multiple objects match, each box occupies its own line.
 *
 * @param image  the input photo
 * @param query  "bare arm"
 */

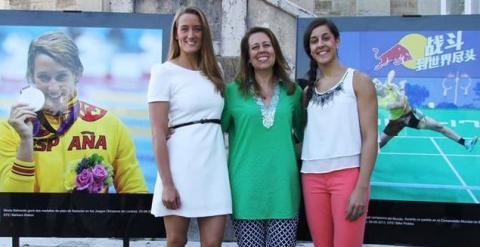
xmin=346 ymin=71 xmax=378 ymax=221
xmin=148 ymin=102 xmax=180 ymax=209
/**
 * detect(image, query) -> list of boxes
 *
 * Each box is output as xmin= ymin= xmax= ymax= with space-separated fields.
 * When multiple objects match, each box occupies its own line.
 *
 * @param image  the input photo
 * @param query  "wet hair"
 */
xmin=302 ymin=18 xmax=340 ymax=106
xmin=235 ymin=26 xmax=295 ymax=97
xmin=27 ymin=32 xmax=84 ymax=84
xmin=168 ymin=6 xmax=224 ymax=95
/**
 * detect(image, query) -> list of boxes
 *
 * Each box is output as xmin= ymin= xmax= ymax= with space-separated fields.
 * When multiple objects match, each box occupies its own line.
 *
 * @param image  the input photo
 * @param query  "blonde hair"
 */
xmin=27 ymin=32 xmax=83 ymax=84
xmin=168 ymin=6 xmax=224 ymax=95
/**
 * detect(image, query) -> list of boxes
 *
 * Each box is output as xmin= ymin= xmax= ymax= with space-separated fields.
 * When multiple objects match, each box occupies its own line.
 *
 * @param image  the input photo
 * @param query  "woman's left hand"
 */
xmin=345 ymin=186 xmax=368 ymax=221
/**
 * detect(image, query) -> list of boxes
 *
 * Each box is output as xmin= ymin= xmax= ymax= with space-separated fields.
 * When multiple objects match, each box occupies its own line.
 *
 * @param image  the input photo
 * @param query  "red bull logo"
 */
xmin=372 ymin=44 xmax=413 ymax=71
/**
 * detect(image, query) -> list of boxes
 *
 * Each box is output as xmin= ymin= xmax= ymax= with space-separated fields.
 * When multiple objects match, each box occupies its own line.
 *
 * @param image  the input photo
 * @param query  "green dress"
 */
xmin=221 ymin=81 xmax=304 ymax=220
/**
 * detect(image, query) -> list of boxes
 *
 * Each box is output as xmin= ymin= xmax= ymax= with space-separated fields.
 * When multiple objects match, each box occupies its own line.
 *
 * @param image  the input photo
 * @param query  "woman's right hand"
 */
xmin=162 ymin=184 xmax=181 ymax=210
xmin=8 ymin=103 xmax=36 ymax=139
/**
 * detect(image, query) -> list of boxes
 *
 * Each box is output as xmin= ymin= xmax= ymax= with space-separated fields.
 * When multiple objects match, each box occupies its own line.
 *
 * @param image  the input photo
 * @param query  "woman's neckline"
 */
xmin=315 ymin=68 xmax=349 ymax=95
xmin=166 ymin=60 xmax=201 ymax=72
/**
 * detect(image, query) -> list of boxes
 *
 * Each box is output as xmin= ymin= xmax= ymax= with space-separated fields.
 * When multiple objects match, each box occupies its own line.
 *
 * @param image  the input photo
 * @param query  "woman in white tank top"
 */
xmin=300 ymin=18 xmax=378 ymax=247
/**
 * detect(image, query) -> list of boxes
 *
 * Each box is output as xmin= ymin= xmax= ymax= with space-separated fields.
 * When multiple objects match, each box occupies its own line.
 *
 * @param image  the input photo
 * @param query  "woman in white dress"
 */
xmin=147 ymin=7 xmax=231 ymax=247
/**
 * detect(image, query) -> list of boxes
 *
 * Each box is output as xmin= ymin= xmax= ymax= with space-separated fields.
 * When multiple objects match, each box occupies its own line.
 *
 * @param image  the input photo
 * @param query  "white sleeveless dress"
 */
xmin=147 ymin=61 xmax=232 ymax=217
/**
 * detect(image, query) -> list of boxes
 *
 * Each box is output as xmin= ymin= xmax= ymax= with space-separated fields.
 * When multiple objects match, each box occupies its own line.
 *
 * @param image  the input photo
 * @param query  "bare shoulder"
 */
xmin=353 ymin=70 xmax=373 ymax=86
xmin=352 ymin=70 xmax=375 ymax=96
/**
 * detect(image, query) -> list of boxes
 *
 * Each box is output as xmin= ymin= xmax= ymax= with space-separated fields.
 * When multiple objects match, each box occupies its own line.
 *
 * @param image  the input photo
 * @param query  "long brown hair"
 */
xmin=303 ymin=18 xmax=340 ymax=106
xmin=235 ymin=27 xmax=295 ymax=97
xmin=168 ymin=6 xmax=224 ymax=94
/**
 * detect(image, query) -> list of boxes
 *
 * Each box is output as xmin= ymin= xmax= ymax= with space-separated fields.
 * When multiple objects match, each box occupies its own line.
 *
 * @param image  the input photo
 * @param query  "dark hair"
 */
xmin=235 ymin=26 xmax=295 ymax=97
xmin=169 ymin=6 xmax=224 ymax=95
xmin=27 ymin=32 xmax=83 ymax=84
xmin=303 ymin=18 xmax=340 ymax=106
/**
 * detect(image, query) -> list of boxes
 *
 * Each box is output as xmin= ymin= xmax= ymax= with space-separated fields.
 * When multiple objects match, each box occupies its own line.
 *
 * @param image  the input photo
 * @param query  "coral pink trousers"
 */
xmin=302 ymin=168 xmax=369 ymax=247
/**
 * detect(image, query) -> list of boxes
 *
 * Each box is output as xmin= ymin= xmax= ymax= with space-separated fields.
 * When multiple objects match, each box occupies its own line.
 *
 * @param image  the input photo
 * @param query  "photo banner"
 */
xmin=296 ymin=15 xmax=480 ymax=246
xmin=0 ymin=10 xmax=173 ymax=237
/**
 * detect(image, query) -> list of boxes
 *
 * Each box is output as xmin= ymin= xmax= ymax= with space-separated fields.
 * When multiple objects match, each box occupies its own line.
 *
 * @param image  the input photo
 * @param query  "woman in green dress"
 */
xmin=221 ymin=27 xmax=304 ymax=247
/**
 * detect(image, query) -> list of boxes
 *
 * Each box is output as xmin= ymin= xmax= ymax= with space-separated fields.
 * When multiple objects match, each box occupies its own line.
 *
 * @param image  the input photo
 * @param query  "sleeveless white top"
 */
xmin=301 ymin=68 xmax=361 ymax=173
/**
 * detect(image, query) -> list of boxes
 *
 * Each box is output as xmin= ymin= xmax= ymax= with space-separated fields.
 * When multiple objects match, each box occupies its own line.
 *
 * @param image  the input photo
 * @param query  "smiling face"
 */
xmin=33 ymin=53 xmax=76 ymax=115
xmin=175 ymin=13 xmax=203 ymax=56
xmin=248 ymin=32 xmax=276 ymax=72
xmin=309 ymin=24 xmax=340 ymax=65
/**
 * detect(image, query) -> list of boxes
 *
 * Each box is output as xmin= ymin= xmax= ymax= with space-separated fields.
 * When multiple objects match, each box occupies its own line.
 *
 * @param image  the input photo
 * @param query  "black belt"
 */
xmin=170 ymin=119 xmax=221 ymax=129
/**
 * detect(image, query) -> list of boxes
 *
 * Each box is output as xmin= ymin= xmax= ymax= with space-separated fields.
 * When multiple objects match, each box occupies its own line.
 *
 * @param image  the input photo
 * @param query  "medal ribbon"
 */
xmin=33 ymin=98 xmax=80 ymax=139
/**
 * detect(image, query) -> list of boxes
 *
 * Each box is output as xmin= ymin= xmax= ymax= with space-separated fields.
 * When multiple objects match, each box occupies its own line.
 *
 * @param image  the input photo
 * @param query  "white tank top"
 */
xmin=301 ymin=68 xmax=361 ymax=173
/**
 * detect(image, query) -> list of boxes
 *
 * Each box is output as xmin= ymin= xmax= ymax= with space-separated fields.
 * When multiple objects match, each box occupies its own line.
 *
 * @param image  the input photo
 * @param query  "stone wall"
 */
xmin=1 ymin=0 xmax=477 ymax=79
